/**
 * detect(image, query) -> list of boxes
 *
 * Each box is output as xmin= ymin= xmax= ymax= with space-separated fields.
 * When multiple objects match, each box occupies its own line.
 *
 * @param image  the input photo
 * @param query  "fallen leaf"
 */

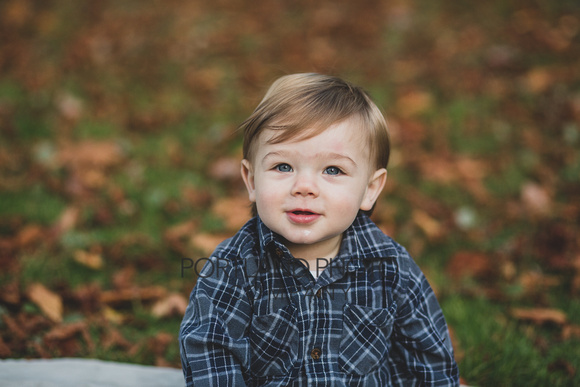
xmin=151 ymin=293 xmax=188 ymax=318
xmin=102 ymin=328 xmax=132 ymax=350
xmin=209 ymin=157 xmax=242 ymax=181
xmin=211 ymin=196 xmax=251 ymax=230
xmin=44 ymin=321 xmax=87 ymax=341
xmin=519 ymin=271 xmax=559 ymax=295
xmin=191 ymin=233 xmax=230 ymax=256
xmin=524 ymin=68 xmax=552 ymax=94
xmin=16 ymin=224 xmax=44 ymax=248
xmin=446 ymin=251 xmax=494 ymax=280
xmin=397 ymin=90 xmax=433 ymax=117
xmin=103 ymin=306 xmax=125 ymax=324
xmin=164 ymin=220 xmax=197 ymax=242
xmin=27 ymin=283 xmax=63 ymax=323
xmin=52 ymin=206 xmax=80 ymax=235
xmin=182 ymin=185 xmax=213 ymax=207
xmin=2 ymin=315 xmax=26 ymax=340
xmin=148 ymin=332 xmax=174 ymax=356
xmin=562 ymin=324 xmax=580 ymax=341
xmin=0 ymin=336 xmax=11 ymax=357
xmin=420 ymin=157 xmax=457 ymax=183
xmin=73 ymin=250 xmax=104 ymax=270
xmin=521 ymin=182 xmax=552 ymax=217
xmin=57 ymin=92 xmax=83 ymax=121
xmin=74 ymin=283 xmax=102 ymax=314
xmin=44 ymin=321 xmax=94 ymax=355
xmin=0 ymin=281 xmax=20 ymax=305
xmin=112 ymin=266 xmax=136 ymax=290
xmin=411 ymin=209 xmax=442 ymax=240
xmin=57 ymin=141 xmax=123 ymax=169
xmin=511 ymin=307 xmax=567 ymax=325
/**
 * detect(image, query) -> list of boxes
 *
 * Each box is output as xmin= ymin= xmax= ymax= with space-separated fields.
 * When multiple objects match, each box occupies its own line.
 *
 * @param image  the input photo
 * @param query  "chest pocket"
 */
xmin=339 ymin=302 xmax=396 ymax=375
xmin=249 ymin=303 xmax=299 ymax=377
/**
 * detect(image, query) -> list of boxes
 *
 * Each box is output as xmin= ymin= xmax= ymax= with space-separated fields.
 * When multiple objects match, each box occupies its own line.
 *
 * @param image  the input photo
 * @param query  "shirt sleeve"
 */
xmin=389 ymin=252 xmax=460 ymax=386
xmin=179 ymin=256 xmax=252 ymax=387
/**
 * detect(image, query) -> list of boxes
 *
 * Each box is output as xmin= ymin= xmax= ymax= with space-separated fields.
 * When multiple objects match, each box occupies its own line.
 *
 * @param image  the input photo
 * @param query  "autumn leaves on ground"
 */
xmin=1 ymin=0 xmax=579 ymax=385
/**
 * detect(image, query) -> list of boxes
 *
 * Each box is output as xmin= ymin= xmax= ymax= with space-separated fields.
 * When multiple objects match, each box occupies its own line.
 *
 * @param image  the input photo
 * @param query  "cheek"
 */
xmin=255 ymin=180 xmax=284 ymax=204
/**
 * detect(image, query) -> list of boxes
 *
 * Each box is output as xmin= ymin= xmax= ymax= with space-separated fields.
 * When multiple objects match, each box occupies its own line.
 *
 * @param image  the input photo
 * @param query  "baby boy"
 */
xmin=180 ymin=73 xmax=459 ymax=386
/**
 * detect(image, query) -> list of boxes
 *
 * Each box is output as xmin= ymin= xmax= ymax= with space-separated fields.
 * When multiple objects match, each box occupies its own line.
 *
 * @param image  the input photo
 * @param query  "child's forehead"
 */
xmin=255 ymin=120 xmax=368 ymax=160
xmin=260 ymin=118 xmax=364 ymax=147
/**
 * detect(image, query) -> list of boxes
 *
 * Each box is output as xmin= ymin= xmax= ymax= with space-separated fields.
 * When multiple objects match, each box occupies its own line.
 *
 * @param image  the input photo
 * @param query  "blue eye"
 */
xmin=324 ymin=166 xmax=342 ymax=175
xmin=276 ymin=163 xmax=293 ymax=172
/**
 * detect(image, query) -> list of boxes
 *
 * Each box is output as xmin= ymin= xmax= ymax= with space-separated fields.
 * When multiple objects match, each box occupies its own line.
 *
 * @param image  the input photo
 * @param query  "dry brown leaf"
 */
xmin=562 ymin=324 xmax=580 ymax=340
xmin=209 ymin=157 xmax=242 ymax=181
xmin=102 ymin=328 xmax=132 ymax=350
xmin=521 ymin=182 xmax=552 ymax=216
xmin=0 ymin=336 xmax=11 ymax=357
xmin=191 ymin=233 xmax=229 ymax=256
xmin=511 ymin=307 xmax=567 ymax=325
xmin=456 ymin=157 xmax=487 ymax=181
xmin=0 ymin=281 xmax=20 ymax=305
xmin=211 ymin=196 xmax=251 ymax=230
xmin=112 ymin=266 xmax=136 ymax=290
xmin=164 ymin=220 xmax=197 ymax=242
xmin=524 ymin=68 xmax=552 ymax=94
xmin=53 ymin=206 xmax=80 ymax=234
xmin=73 ymin=250 xmax=104 ymax=270
xmin=57 ymin=141 xmax=123 ymax=169
xmin=519 ymin=271 xmax=559 ymax=294
xmin=27 ymin=283 xmax=63 ymax=323
xmin=411 ymin=209 xmax=442 ymax=240
xmin=420 ymin=158 xmax=457 ymax=183
xmin=397 ymin=90 xmax=433 ymax=117
xmin=148 ymin=332 xmax=174 ymax=356
xmin=44 ymin=321 xmax=87 ymax=341
xmin=79 ymin=168 xmax=107 ymax=189
xmin=16 ymin=224 xmax=44 ymax=248
xmin=44 ymin=321 xmax=94 ymax=354
xmin=103 ymin=306 xmax=125 ymax=324
xmin=2 ymin=315 xmax=26 ymax=340
xmin=182 ymin=185 xmax=213 ymax=207
xmin=446 ymin=251 xmax=494 ymax=280
xmin=151 ymin=293 xmax=188 ymax=318
xmin=57 ymin=92 xmax=83 ymax=121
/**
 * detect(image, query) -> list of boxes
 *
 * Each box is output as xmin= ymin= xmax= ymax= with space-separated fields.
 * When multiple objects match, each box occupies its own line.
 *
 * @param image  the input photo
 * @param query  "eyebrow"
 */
xmin=262 ymin=150 xmax=357 ymax=167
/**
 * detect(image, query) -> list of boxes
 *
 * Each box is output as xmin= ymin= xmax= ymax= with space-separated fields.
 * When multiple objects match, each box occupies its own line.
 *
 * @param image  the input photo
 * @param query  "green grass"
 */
xmin=1 ymin=0 xmax=579 ymax=383
xmin=443 ymin=296 xmax=580 ymax=386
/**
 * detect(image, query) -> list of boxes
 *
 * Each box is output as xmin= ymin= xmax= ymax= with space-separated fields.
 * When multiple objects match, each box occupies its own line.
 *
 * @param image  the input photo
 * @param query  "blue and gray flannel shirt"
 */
xmin=180 ymin=213 xmax=459 ymax=386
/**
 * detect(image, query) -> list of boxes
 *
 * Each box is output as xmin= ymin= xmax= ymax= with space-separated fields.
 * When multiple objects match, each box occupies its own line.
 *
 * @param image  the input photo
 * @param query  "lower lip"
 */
xmin=286 ymin=212 xmax=320 ymax=224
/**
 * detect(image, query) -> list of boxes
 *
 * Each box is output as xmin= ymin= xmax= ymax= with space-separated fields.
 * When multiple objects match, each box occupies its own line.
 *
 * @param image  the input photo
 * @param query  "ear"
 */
xmin=360 ymin=168 xmax=387 ymax=211
xmin=241 ymin=159 xmax=257 ymax=202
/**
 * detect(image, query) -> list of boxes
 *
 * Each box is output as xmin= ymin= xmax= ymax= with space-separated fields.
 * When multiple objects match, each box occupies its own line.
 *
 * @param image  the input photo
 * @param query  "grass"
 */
xmin=1 ymin=0 xmax=579 ymax=385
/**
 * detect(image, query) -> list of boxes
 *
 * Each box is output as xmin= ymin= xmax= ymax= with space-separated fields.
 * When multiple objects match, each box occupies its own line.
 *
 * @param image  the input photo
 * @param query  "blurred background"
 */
xmin=0 ymin=0 xmax=579 ymax=385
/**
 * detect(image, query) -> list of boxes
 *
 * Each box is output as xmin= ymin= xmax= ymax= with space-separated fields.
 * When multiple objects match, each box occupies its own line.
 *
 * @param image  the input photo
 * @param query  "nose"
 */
xmin=291 ymin=171 xmax=319 ymax=197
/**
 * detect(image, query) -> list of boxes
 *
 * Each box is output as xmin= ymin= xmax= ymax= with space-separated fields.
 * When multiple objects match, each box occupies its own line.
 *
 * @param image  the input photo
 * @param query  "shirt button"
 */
xmin=275 ymin=248 xmax=283 ymax=257
xmin=310 ymin=348 xmax=322 ymax=360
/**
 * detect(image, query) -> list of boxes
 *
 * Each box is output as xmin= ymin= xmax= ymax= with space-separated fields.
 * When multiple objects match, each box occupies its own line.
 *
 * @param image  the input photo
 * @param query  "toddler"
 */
xmin=180 ymin=73 xmax=459 ymax=386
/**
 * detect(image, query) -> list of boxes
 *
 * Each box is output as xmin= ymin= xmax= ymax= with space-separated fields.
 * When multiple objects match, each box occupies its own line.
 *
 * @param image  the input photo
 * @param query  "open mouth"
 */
xmin=292 ymin=210 xmax=316 ymax=215
xmin=287 ymin=209 xmax=320 ymax=223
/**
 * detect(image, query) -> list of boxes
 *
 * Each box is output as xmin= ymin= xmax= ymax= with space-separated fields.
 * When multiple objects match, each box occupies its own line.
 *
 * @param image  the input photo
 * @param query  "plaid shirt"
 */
xmin=180 ymin=214 xmax=459 ymax=386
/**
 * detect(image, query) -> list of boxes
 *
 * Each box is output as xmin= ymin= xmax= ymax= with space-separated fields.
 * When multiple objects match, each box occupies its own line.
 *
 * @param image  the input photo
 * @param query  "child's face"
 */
xmin=241 ymin=118 xmax=386 ymax=259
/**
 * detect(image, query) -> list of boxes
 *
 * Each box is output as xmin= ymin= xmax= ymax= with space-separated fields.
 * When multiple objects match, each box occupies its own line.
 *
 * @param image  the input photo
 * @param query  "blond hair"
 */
xmin=239 ymin=73 xmax=390 ymax=215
